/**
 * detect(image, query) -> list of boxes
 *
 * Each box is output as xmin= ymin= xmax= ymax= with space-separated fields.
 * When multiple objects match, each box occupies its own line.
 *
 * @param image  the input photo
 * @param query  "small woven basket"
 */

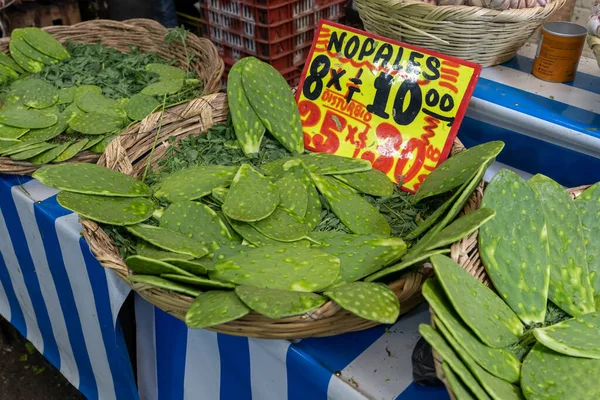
xmin=588 ymin=34 xmax=600 ymax=68
xmin=432 ymin=182 xmax=590 ymax=398
xmin=79 ymin=91 xmax=474 ymax=339
xmin=0 ymin=18 xmax=223 ymax=176
xmin=355 ymin=0 xmax=566 ymax=67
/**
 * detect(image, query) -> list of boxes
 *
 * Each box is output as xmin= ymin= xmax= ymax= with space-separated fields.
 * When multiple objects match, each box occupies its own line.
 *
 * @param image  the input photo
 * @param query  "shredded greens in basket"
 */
xmin=104 ymin=116 xmax=445 ymax=260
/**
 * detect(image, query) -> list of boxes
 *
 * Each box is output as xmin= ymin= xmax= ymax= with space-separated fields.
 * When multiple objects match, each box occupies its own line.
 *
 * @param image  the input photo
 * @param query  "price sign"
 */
xmin=296 ymin=21 xmax=481 ymax=192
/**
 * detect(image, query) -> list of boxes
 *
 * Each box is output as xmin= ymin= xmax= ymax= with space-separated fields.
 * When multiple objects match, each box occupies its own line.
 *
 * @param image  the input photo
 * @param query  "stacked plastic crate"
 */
xmin=183 ymin=0 xmax=346 ymax=86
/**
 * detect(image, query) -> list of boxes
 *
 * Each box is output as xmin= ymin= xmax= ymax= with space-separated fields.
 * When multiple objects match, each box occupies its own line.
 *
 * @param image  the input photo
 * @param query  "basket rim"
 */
xmin=356 ymin=0 xmax=566 ymax=18
xmin=435 ymin=183 xmax=591 ymax=397
xmin=80 ymin=93 xmax=472 ymax=339
xmin=0 ymin=18 xmax=224 ymax=176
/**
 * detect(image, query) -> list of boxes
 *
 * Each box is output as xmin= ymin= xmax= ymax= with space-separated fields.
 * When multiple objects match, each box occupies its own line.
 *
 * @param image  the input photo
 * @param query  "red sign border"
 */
xmin=295 ymin=20 xmax=482 ymax=193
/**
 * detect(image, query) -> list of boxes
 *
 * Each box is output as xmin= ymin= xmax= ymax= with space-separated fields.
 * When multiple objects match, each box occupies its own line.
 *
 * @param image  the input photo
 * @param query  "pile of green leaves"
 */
xmin=144 ymin=116 xmax=444 ymax=240
xmin=32 ymin=41 xmax=203 ymax=106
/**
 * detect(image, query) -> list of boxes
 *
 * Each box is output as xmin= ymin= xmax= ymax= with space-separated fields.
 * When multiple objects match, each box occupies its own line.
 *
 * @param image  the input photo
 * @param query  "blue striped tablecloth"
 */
xmin=0 ymin=174 xmax=138 ymax=400
xmin=0 ymin=172 xmax=449 ymax=400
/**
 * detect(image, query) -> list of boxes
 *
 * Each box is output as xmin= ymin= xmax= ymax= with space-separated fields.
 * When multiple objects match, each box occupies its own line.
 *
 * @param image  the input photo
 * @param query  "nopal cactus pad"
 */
xmin=125 ymin=255 xmax=195 ymax=277
xmin=145 ymin=63 xmax=186 ymax=80
xmin=479 ymin=169 xmax=550 ymax=324
xmin=11 ymin=30 xmax=58 ymax=65
xmin=333 ymin=168 xmax=394 ymax=197
xmin=324 ymin=282 xmax=400 ymax=323
xmin=52 ymin=139 xmax=89 ymax=162
xmin=529 ymin=173 xmax=595 ymax=317
xmin=76 ymin=92 xmax=124 ymax=118
xmin=311 ymin=231 xmax=407 ymax=285
xmin=20 ymin=111 xmax=69 ymax=142
xmin=11 ymin=78 xmax=58 ymax=109
xmin=224 ymin=214 xmax=283 ymax=247
xmin=30 ymin=141 xmax=72 ymax=165
xmin=235 ymin=285 xmax=326 ymax=319
xmin=126 ymin=224 xmax=210 ymax=258
xmin=128 ymin=275 xmax=200 ymax=297
xmin=126 ymin=93 xmax=159 ymax=121
xmin=274 ymin=170 xmax=308 ymax=219
xmin=521 ymin=343 xmax=600 ymax=400
xmin=431 ymin=254 xmax=523 ymax=347
xmin=424 ymin=208 xmax=496 ymax=252
xmin=57 ymin=191 xmax=154 ymax=226
xmin=414 ymin=141 xmax=504 ymax=203
xmin=211 ymin=244 xmax=340 ymax=292
xmin=419 ymin=324 xmax=491 ymax=400
xmin=160 ymin=201 xmax=233 ymax=249
xmin=533 ymin=311 xmax=600 ymax=359
xmin=141 ymin=79 xmax=184 ymax=96
xmin=311 ymin=173 xmax=390 ymax=236
xmin=0 ymin=124 xmax=28 ymax=140
xmin=364 ymin=248 xmax=450 ymax=282
xmin=435 ymin=317 xmax=524 ymax=400
xmin=423 ymin=279 xmax=521 ymax=383
xmin=222 ymin=164 xmax=279 ymax=222
xmin=33 ymin=163 xmax=151 ymax=197
xmin=20 ymin=27 xmax=70 ymax=60
xmin=9 ymin=41 xmax=43 ymax=73
xmin=68 ymin=111 xmax=123 ymax=135
xmin=228 ymin=58 xmax=265 ymax=156
xmin=250 ymin=207 xmax=309 ymax=242
xmin=300 ymin=152 xmax=372 ymax=175
xmin=153 ymin=165 xmax=238 ymax=202
xmin=242 ymin=57 xmax=303 ymax=154
xmin=442 ymin=363 xmax=476 ymax=400
xmin=186 ymin=291 xmax=250 ymax=329
xmin=0 ymin=107 xmax=57 ymax=129
xmin=10 ymin=143 xmax=56 ymax=161
xmin=136 ymin=243 xmax=194 ymax=262
xmin=575 ymin=183 xmax=600 ymax=295
xmin=161 ymin=274 xmax=235 ymax=290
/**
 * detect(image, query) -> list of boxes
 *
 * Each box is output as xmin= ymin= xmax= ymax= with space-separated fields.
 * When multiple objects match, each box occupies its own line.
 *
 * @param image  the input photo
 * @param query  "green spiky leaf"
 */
xmin=160 ymin=201 xmax=233 ymax=249
xmin=0 ymin=107 xmax=57 ymax=129
xmin=141 ymin=79 xmax=184 ymax=96
xmin=125 ymin=93 xmax=159 ymax=121
xmin=52 ymin=139 xmax=89 ymax=162
xmin=521 ymin=343 xmax=600 ymax=400
xmin=311 ymin=231 xmax=407 ymax=285
xmin=333 ymin=168 xmax=394 ymax=197
xmin=128 ymin=275 xmax=200 ymax=297
xmin=223 ymin=164 xmax=279 ymax=222
xmin=529 ymin=174 xmax=595 ymax=317
xmin=33 ymin=163 xmax=151 ymax=197
xmin=424 ymin=208 xmax=496 ymax=251
xmin=9 ymin=41 xmax=43 ymax=73
xmin=441 ymin=363 xmax=476 ymax=400
xmin=153 ymin=165 xmax=238 ymax=203
xmin=29 ymin=141 xmax=72 ymax=164
xmin=228 ymin=58 xmax=265 ymax=156
xmin=68 ymin=111 xmax=123 ymax=135
xmin=161 ymin=274 xmax=235 ymax=289
xmin=186 ymin=291 xmax=250 ymax=328
xmin=575 ymin=183 xmax=600 ymax=295
xmin=57 ymin=87 xmax=76 ymax=104
xmin=20 ymin=112 xmax=69 ymax=142
xmin=11 ymin=30 xmax=59 ymax=65
xmin=419 ymin=324 xmax=491 ymax=400
xmin=300 ymin=152 xmax=372 ymax=175
xmin=20 ymin=27 xmax=70 ymax=60
xmin=423 ymin=279 xmax=521 ymax=383
xmin=0 ymin=124 xmax=29 ymax=140
xmin=414 ymin=141 xmax=504 ymax=203
xmin=250 ymin=207 xmax=309 ymax=242
xmin=324 ymin=282 xmax=399 ymax=323
xmin=10 ymin=78 xmax=58 ymax=109
xmin=126 ymin=224 xmax=210 ymax=258
xmin=533 ymin=312 xmax=600 ymax=359
xmin=57 ymin=191 xmax=154 ymax=226
xmin=235 ymin=285 xmax=326 ymax=319
xmin=311 ymin=173 xmax=390 ymax=236
xmin=431 ymin=254 xmax=523 ymax=347
xmin=76 ymin=92 xmax=125 ymax=118
xmin=10 ymin=143 xmax=56 ymax=160
xmin=125 ymin=255 xmax=195 ymax=277
xmin=364 ymin=248 xmax=450 ymax=282
xmin=0 ymin=51 xmax=25 ymax=73
xmin=211 ymin=244 xmax=340 ymax=292
xmin=145 ymin=63 xmax=186 ymax=80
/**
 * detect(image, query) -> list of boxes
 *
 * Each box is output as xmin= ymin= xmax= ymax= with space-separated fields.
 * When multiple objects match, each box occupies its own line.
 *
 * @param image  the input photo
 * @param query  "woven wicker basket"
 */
xmin=79 ymin=91 xmax=475 ymax=339
xmin=0 ymin=18 xmax=223 ymax=176
xmin=355 ymin=0 xmax=567 ymax=67
xmin=432 ymin=182 xmax=590 ymax=398
xmin=588 ymin=34 xmax=600 ymax=68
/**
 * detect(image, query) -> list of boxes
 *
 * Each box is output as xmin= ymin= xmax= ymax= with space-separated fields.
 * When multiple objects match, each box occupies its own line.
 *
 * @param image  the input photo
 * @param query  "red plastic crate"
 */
xmin=180 ymin=0 xmax=345 ymax=86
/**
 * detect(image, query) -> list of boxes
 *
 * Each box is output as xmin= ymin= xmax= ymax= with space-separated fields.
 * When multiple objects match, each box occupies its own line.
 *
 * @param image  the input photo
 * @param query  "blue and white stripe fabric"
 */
xmin=460 ymin=46 xmax=600 ymax=188
xmin=135 ymin=298 xmax=449 ymax=400
xmin=0 ymin=174 xmax=138 ymax=400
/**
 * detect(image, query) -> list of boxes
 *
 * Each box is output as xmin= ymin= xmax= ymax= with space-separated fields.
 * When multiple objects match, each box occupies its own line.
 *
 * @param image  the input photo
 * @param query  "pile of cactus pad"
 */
xmin=0 ymin=27 xmax=199 ymax=165
xmin=32 ymin=58 xmax=506 ymax=329
xmin=419 ymin=170 xmax=600 ymax=399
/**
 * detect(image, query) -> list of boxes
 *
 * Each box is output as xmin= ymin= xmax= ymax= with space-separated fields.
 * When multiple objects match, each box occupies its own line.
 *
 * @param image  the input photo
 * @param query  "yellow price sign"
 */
xmin=296 ymin=21 xmax=481 ymax=193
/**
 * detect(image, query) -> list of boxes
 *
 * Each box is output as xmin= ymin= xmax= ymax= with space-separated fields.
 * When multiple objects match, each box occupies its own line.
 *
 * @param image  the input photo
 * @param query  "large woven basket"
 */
xmin=0 ymin=18 xmax=223 ymax=176
xmin=588 ymin=34 xmax=600 ymax=68
xmin=356 ymin=0 xmax=566 ymax=67
xmin=432 ymin=182 xmax=590 ymax=398
xmin=79 ymin=91 xmax=474 ymax=339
